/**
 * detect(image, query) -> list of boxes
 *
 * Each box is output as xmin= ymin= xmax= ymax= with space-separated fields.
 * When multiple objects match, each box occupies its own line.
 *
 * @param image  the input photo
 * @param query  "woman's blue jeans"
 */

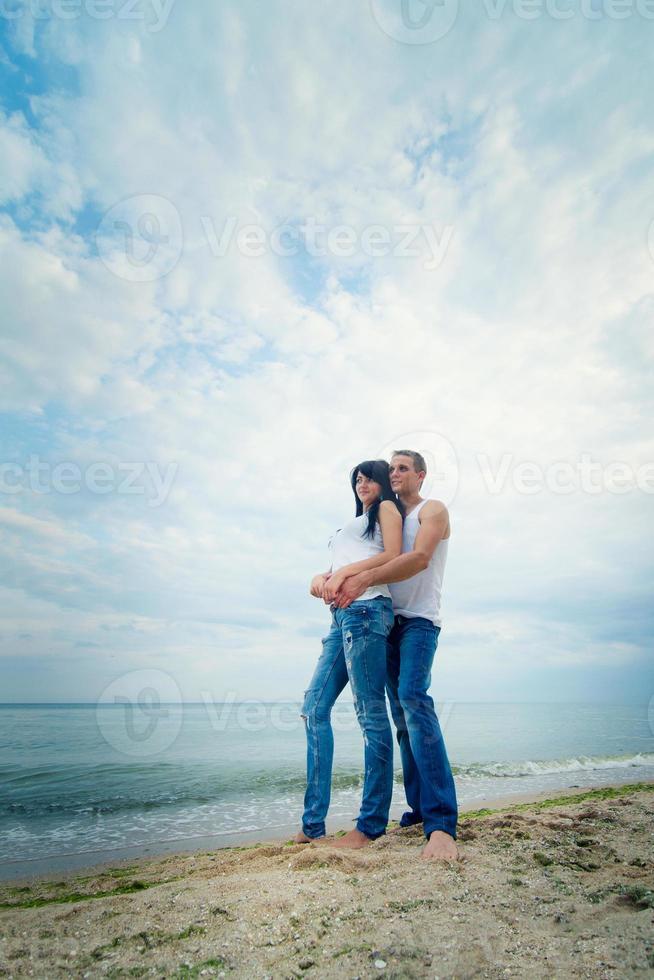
xmin=386 ymin=615 xmax=458 ymax=840
xmin=301 ymin=597 xmax=394 ymax=840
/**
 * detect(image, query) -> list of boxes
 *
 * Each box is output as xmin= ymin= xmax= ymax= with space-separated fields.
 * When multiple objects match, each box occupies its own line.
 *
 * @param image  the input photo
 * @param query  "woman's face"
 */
xmin=355 ymin=471 xmax=382 ymax=510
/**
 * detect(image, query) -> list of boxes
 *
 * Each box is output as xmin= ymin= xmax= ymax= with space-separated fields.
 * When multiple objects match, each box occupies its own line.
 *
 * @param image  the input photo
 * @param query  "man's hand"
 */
xmin=309 ymin=573 xmax=330 ymax=598
xmin=333 ymin=569 xmax=373 ymax=608
xmin=322 ymin=571 xmax=347 ymax=604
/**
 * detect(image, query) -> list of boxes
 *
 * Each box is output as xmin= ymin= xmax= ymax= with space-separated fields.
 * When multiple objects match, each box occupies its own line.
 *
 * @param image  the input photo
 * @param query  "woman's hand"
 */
xmin=331 ymin=569 xmax=373 ymax=608
xmin=310 ymin=573 xmax=330 ymax=598
xmin=322 ymin=571 xmax=348 ymax=604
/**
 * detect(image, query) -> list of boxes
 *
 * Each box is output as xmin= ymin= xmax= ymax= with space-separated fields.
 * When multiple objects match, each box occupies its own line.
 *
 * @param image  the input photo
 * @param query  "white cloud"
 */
xmin=0 ymin=109 xmax=50 ymax=204
xmin=0 ymin=1 xmax=652 ymax=701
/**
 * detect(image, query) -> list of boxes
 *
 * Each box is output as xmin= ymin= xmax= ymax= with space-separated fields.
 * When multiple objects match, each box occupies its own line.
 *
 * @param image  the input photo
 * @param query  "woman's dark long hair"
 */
xmin=350 ymin=459 xmax=405 ymax=539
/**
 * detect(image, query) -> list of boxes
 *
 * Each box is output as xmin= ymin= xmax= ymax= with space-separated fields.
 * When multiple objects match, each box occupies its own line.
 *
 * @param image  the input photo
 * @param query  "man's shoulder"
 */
xmin=418 ymin=498 xmax=449 ymax=519
xmin=418 ymin=499 xmax=451 ymax=539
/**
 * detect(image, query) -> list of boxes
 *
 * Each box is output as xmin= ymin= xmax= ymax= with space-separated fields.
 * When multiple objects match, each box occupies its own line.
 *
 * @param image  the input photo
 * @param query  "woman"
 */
xmin=295 ymin=459 xmax=405 ymax=848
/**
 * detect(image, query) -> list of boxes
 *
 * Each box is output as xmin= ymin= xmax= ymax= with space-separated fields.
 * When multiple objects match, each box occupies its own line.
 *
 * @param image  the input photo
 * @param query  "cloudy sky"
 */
xmin=1 ymin=0 xmax=652 ymax=706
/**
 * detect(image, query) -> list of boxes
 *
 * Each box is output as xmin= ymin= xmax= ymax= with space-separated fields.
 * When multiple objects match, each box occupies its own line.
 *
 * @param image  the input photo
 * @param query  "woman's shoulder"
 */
xmin=337 ymin=513 xmax=366 ymax=533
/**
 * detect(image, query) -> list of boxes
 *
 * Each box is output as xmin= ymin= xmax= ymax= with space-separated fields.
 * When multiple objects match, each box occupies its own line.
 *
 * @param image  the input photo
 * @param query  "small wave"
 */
xmin=453 ymin=752 xmax=654 ymax=779
xmin=0 ymin=767 xmax=371 ymax=818
xmin=3 ymin=753 xmax=653 ymax=819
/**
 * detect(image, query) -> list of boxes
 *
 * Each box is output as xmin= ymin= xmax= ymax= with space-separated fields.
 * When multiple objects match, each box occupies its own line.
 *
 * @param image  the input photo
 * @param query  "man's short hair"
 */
xmin=392 ymin=449 xmax=427 ymax=474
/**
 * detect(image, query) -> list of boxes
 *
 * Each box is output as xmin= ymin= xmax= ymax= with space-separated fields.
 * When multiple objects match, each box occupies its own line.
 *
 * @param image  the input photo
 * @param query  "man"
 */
xmin=334 ymin=450 xmax=459 ymax=862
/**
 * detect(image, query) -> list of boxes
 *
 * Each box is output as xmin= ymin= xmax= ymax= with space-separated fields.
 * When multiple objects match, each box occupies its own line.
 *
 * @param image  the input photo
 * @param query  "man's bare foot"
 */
xmin=328 ymin=828 xmax=373 ymax=849
xmin=422 ymin=830 xmax=459 ymax=861
xmin=292 ymin=830 xmax=324 ymax=844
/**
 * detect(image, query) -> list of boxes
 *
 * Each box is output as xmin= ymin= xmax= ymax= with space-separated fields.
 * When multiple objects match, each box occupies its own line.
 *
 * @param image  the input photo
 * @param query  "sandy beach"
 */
xmin=1 ymin=782 xmax=652 ymax=979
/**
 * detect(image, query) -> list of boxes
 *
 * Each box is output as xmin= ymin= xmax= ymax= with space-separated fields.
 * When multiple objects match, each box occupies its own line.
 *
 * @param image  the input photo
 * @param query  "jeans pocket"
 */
xmin=341 ymin=603 xmax=367 ymax=630
xmin=364 ymin=600 xmax=392 ymax=638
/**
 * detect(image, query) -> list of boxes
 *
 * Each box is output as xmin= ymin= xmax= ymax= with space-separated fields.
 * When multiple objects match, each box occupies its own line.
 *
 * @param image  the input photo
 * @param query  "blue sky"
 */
xmin=0 ymin=0 xmax=653 ymax=705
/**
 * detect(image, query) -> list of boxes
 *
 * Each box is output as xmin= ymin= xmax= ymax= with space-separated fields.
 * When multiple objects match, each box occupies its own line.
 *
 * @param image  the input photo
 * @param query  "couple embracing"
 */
xmin=295 ymin=450 xmax=458 ymax=862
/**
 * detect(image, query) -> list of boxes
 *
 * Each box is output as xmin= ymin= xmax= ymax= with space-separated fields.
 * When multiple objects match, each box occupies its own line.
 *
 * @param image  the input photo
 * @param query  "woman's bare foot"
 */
xmin=329 ymin=828 xmax=373 ymax=849
xmin=422 ymin=830 xmax=459 ymax=861
xmin=292 ymin=830 xmax=323 ymax=843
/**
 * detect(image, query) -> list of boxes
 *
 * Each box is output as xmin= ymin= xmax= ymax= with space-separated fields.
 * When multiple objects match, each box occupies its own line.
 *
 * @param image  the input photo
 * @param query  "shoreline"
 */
xmin=1 ymin=781 xmax=652 ymax=979
xmin=3 ymin=778 xmax=652 ymax=887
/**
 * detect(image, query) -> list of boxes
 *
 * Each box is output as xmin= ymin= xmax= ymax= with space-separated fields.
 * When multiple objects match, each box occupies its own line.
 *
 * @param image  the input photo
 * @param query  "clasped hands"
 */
xmin=309 ymin=571 xmax=369 ymax=608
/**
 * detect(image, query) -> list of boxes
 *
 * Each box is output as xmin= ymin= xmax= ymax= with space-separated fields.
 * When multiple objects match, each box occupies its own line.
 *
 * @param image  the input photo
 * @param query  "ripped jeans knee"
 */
xmin=300 ymin=689 xmax=331 ymax=728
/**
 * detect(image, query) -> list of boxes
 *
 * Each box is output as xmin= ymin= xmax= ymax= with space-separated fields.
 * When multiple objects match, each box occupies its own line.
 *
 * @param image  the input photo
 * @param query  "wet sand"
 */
xmin=0 ymin=781 xmax=652 ymax=978
xmin=1 ymin=782 xmax=630 ymax=886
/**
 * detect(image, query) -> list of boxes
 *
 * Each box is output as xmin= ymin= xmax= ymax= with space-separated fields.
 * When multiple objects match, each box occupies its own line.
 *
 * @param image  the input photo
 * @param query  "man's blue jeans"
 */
xmin=301 ymin=597 xmax=395 ymax=840
xmin=386 ymin=615 xmax=458 ymax=840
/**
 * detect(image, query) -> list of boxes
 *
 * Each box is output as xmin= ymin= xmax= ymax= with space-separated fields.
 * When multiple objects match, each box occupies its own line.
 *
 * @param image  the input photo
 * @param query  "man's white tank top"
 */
xmin=330 ymin=514 xmax=391 ymax=602
xmin=389 ymin=500 xmax=448 ymax=626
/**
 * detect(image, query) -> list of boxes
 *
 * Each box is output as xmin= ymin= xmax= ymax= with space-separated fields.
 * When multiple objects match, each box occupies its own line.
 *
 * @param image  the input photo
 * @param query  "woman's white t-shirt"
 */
xmin=329 ymin=514 xmax=391 ymax=602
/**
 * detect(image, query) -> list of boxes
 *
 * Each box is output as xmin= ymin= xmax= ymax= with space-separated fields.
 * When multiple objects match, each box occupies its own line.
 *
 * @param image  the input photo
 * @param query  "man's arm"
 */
xmin=333 ymin=501 xmax=449 ymax=608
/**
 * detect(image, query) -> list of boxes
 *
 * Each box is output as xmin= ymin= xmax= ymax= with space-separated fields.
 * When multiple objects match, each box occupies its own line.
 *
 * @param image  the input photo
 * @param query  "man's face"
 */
xmin=389 ymin=454 xmax=424 ymax=496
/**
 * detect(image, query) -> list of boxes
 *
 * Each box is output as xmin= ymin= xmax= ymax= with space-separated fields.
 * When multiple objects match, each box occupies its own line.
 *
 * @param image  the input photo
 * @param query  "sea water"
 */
xmin=1 ymin=701 xmax=652 ymax=879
